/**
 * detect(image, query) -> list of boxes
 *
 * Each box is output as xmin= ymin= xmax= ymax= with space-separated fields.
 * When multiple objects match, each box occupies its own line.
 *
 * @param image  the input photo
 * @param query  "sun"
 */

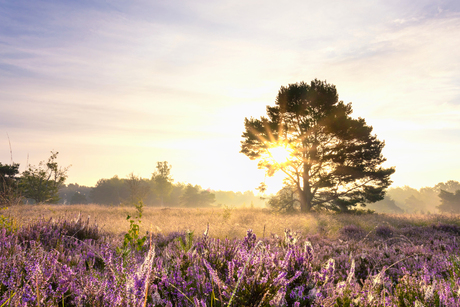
xmin=268 ymin=145 xmax=291 ymax=164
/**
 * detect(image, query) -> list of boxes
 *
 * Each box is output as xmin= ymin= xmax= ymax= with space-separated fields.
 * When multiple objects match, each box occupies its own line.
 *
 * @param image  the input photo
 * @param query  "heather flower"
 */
xmin=3 ymin=215 xmax=460 ymax=306
xmin=269 ymin=287 xmax=287 ymax=306
xmin=375 ymin=225 xmax=394 ymax=238
xmin=346 ymin=259 xmax=355 ymax=284
xmin=202 ymin=259 xmax=228 ymax=291
xmin=340 ymin=224 xmax=365 ymax=240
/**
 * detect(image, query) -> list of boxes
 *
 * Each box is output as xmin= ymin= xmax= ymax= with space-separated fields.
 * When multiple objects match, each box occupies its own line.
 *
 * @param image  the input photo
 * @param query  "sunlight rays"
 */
xmin=267 ymin=144 xmax=292 ymax=165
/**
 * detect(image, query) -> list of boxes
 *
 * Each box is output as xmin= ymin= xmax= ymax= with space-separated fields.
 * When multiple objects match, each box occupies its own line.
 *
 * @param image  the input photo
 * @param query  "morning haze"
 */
xmin=1 ymin=0 xmax=459 ymax=195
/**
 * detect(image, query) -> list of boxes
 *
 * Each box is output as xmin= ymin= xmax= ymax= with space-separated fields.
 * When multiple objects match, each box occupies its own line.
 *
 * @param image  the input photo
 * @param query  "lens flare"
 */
xmin=268 ymin=145 xmax=291 ymax=164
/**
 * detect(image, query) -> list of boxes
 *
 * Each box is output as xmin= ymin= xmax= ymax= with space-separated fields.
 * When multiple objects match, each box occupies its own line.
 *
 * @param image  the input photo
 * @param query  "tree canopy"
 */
xmin=20 ymin=151 xmax=69 ymax=204
xmin=151 ymin=161 xmax=173 ymax=206
xmin=241 ymin=79 xmax=395 ymax=212
xmin=180 ymin=184 xmax=215 ymax=208
xmin=0 ymin=162 xmax=20 ymax=205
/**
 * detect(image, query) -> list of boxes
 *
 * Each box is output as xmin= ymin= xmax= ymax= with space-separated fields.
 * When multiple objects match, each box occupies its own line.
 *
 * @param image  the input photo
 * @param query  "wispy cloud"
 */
xmin=1 ymin=0 xmax=459 ymax=191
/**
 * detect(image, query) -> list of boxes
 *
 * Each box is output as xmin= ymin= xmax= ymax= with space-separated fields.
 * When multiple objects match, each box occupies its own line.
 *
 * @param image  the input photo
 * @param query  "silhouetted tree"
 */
xmin=437 ymin=189 xmax=460 ymax=213
xmin=241 ymin=80 xmax=395 ymax=212
xmin=0 ymin=162 xmax=21 ymax=205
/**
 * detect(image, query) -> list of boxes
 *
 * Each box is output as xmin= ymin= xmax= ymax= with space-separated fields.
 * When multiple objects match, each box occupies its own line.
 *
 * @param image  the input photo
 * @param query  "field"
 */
xmin=1 ymin=204 xmax=460 ymax=306
xmin=4 ymin=204 xmax=460 ymax=239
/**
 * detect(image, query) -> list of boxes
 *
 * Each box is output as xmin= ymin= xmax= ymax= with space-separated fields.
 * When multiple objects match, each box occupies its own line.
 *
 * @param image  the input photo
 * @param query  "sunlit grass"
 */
xmin=4 ymin=204 xmax=460 ymax=240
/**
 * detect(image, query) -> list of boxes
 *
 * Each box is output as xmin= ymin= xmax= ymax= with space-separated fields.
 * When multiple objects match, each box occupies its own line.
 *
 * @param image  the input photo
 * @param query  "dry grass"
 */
xmin=3 ymin=204 xmax=460 ymax=239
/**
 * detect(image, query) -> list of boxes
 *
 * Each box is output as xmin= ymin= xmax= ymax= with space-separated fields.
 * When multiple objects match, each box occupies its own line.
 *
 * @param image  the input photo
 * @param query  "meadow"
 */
xmin=5 ymin=204 xmax=459 ymax=240
xmin=1 ymin=204 xmax=460 ymax=306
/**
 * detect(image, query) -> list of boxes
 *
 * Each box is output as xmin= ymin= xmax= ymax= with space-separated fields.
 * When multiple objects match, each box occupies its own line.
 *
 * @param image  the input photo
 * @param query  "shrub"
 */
xmin=432 ymin=223 xmax=460 ymax=235
xmin=375 ymin=225 xmax=394 ymax=238
xmin=339 ymin=224 xmax=365 ymax=240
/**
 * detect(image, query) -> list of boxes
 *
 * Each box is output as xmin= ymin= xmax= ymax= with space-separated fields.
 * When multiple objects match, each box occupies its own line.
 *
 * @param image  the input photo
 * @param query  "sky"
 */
xmin=1 ymin=0 xmax=460 ymax=194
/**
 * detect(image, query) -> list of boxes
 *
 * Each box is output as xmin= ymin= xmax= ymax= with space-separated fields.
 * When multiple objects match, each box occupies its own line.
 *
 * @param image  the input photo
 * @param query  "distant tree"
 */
xmin=241 ymin=80 xmax=395 ymax=212
xmin=70 ymin=191 xmax=88 ymax=204
xmin=433 ymin=180 xmax=460 ymax=194
xmin=58 ymin=183 xmax=91 ymax=204
xmin=20 ymin=152 xmax=69 ymax=204
xmin=437 ymin=189 xmax=460 ymax=214
xmin=180 ymin=184 xmax=215 ymax=207
xmin=152 ymin=161 xmax=173 ymax=206
xmin=169 ymin=183 xmax=185 ymax=207
xmin=90 ymin=176 xmax=129 ymax=205
xmin=404 ymin=195 xmax=427 ymax=214
xmin=0 ymin=162 xmax=21 ymax=205
xmin=125 ymin=173 xmax=150 ymax=205
xmin=367 ymin=196 xmax=404 ymax=214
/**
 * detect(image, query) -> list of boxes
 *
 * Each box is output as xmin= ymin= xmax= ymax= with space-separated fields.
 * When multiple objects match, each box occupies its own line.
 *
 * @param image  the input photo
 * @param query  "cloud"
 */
xmin=1 ymin=0 xmax=460 ymax=190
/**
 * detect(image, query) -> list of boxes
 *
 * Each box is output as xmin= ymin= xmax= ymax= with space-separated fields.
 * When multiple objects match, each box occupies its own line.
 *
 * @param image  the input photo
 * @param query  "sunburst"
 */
xmin=268 ymin=144 xmax=291 ymax=164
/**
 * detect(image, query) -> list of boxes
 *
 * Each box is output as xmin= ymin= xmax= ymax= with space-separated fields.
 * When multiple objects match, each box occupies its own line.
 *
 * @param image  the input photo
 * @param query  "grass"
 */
xmin=3 ymin=203 xmax=460 ymax=239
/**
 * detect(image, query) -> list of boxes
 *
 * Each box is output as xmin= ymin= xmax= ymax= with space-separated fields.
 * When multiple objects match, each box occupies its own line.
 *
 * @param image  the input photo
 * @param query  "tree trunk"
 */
xmin=299 ymin=165 xmax=313 ymax=213
xmin=299 ymin=189 xmax=310 ymax=212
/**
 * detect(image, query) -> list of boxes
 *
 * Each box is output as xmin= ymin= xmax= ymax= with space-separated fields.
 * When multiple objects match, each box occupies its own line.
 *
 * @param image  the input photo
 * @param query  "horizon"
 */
xmin=1 ymin=1 xmax=460 ymax=195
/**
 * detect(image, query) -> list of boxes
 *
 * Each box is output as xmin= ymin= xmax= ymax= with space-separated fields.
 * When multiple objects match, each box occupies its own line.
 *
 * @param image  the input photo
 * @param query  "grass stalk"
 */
xmin=0 ymin=292 xmax=16 ymax=307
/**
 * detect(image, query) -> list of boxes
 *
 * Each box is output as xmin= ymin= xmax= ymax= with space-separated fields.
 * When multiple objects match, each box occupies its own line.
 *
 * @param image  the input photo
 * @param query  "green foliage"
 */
xmin=176 ymin=230 xmax=194 ymax=252
xmin=334 ymin=294 xmax=353 ymax=307
xmin=20 ymin=151 xmax=69 ymax=204
xmin=0 ymin=214 xmax=17 ymax=233
xmin=117 ymin=201 xmax=147 ymax=256
xmin=240 ymin=79 xmax=395 ymax=212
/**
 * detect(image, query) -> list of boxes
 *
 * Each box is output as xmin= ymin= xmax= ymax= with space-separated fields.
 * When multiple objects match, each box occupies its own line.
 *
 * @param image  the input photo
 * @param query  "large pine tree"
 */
xmin=241 ymin=79 xmax=395 ymax=212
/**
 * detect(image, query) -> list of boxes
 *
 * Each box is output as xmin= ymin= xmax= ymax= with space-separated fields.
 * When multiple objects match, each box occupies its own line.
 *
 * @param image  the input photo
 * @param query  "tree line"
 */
xmin=1 ymin=152 xmax=459 ymax=212
xmin=0 ymin=151 xmax=68 ymax=206
xmin=59 ymin=161 xmax=264 ymax=207
xmin=367 ymin=180 xmax=460 ymax=214
xmin=0 ymin=156 xmax=264 ymax=208
xmin=3 ymin=79 xmax=460 ymax=213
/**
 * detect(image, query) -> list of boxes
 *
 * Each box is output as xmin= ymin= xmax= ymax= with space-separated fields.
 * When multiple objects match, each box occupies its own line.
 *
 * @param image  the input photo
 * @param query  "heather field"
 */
xmin=1 ymin=205 xmax=460 ymax=306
